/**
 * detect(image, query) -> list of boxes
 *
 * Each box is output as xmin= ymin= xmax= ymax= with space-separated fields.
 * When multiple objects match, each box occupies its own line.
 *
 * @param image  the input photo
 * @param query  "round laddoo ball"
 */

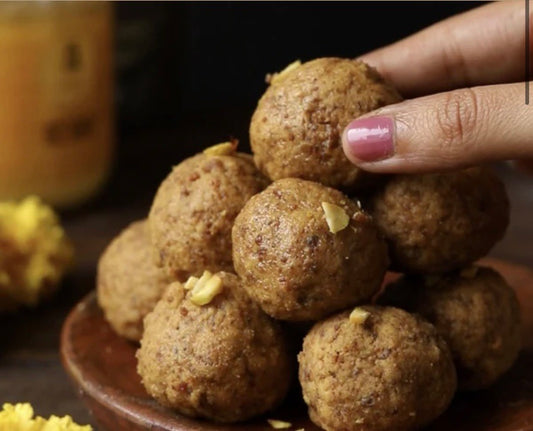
xmin=298 ymin=306 xmax=457 ymax=431
xmin=232 ymin=178 xmax=388 ymax=321
xmin=369 ymin=167 xmax=509 ymax=274
xmin=149 ymin=149 xmax=269 ymax=281
xmin=250 ymin=58 xmax=402 ymax=189
xmin=136 ymin=271 xmax=292 ymax=423
xmin=380 ymin=266 xmax=522 ymax=390
xmin=97 ymin=220 xmax=170 ymax=341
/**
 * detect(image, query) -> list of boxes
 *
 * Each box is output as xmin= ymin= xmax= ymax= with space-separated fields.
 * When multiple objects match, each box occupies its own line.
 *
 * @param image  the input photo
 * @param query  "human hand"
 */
xmin=342 ymin=0 xmax=533 ymax=173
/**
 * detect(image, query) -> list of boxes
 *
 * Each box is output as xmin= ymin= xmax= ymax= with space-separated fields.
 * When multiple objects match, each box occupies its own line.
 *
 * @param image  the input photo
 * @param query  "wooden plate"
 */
xmin=60 ymin=258 xmax=533 ymax=431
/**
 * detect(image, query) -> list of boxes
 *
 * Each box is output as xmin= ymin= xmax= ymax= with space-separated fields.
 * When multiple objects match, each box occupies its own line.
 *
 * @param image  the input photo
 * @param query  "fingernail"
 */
xmin=344 ymin=116 xmax=394 ymax=162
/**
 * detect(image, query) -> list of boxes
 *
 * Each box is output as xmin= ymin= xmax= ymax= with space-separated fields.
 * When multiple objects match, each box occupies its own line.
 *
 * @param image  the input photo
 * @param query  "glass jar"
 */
xmin=0 ymin=2 xmax=114 ymax=208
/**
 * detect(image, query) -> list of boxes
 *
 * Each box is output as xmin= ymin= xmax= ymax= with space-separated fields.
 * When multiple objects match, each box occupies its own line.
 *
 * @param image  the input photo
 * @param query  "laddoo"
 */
xmin=149 ymin=147 xmax=269 ymax=281
xmin=250 ymin=58 xmax=402 ymax=189
xmin=369 ymin=167 xmax=509 ymax=274
xmin=232 ymin=178 xmax=388 ymax=321
xmin=380 ymin=266 xmax=522 ymax=390
xmin=298 ymin=306 xmax=457 ymax=431
xmin=136 ymin=271 xmax=292 ymax=423
xmin=97 ymin=220 xmax=170 ymax=341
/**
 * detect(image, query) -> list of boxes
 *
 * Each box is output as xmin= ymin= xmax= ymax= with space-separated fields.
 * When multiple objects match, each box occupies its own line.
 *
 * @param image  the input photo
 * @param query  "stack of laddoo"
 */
xmin=96 ymin=58 xmax=521 ymax=431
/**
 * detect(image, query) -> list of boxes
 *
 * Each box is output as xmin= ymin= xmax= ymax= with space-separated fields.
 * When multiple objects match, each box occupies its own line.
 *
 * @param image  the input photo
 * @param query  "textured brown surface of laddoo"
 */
xmin=136 ymin=272 xmax=292 ymax=423
xmin=149 ymin=152 xmax=269 ymax=280
xmin=97 ymin=220 xmax=170 ymax=341
xmin=298 ymin=306 xmax=457 ymax=431
xmin=250 ymin=58 xmax=402 ymax=189
xmin=380 ymin=266 xmax=522 ymax=390
xmin=232 ymin=178 xmax=388 ymax=321
xmin=370 ymin=167 xmax=509 ymax=274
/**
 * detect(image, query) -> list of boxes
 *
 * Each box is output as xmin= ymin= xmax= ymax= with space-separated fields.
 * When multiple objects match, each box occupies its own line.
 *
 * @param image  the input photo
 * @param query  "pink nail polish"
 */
xmin=344 ymin=117 xmax=394 ymax=162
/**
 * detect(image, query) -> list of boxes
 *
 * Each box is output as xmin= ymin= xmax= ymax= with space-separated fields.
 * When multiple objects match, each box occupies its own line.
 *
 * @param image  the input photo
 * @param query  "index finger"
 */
xmin=361 ymin=0 xmax=528 ymax=97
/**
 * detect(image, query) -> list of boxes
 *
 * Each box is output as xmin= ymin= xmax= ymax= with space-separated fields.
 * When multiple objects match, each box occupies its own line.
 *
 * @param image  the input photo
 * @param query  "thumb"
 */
xmin=341 ymin=83 xmax=533 ymax=173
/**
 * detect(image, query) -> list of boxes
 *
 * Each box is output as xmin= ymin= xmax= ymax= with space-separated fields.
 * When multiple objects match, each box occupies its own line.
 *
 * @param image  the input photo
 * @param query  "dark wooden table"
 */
xmin=1 ymin=119 xmax=532 ymax=428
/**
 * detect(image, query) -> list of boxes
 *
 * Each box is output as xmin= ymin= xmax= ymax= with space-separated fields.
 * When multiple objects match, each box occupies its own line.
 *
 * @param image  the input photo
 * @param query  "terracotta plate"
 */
xmin=60 ymin=258 xmax=533 ymax=431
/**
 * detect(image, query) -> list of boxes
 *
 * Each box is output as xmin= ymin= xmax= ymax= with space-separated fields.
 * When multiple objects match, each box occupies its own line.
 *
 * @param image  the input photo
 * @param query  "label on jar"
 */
xmin=0 ymin=4 xmax=113 ymax=207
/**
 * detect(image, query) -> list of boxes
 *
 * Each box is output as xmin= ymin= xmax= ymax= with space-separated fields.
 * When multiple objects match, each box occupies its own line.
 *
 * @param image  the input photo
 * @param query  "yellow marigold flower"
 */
xmin=0 ymin=196 xmax=73 ymax=312
xmin=0 ymin=403 xmax=91 ymax=431
xmin=0 ymin=403 xmax=36 ymax=431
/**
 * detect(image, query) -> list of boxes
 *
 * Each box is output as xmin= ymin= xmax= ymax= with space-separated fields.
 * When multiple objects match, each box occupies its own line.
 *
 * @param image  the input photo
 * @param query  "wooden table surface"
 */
xmin=1 ymin=117 xmax=532 ymax=429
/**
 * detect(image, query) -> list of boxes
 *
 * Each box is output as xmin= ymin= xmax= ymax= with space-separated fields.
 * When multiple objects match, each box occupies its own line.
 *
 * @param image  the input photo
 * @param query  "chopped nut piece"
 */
xmin=203 ymin=141 xmax=237 ymax=156
xmin=190 ymin=274 xmax=223 ymax=305
xmin=267 ymin=60 xmax=301 ymax=85
xmin=355 ymin=418 xmax=365 ymax=424
xmin=460 ymin=265 xmax=479 ymax=279
xmin=190 ymin=270 xmax=212 ymax=293
xmin=408 ymin=412 xmax=416 ymax=417
xmin=183 ymin=276 xmax=199 ymax=291
xmin=267 ymin=419 xmax=292 ymax=429
xmin=350 ymin=307 xmax=370 ymax=324
xmin=321 ymin=202 xmax=349 ymax=234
